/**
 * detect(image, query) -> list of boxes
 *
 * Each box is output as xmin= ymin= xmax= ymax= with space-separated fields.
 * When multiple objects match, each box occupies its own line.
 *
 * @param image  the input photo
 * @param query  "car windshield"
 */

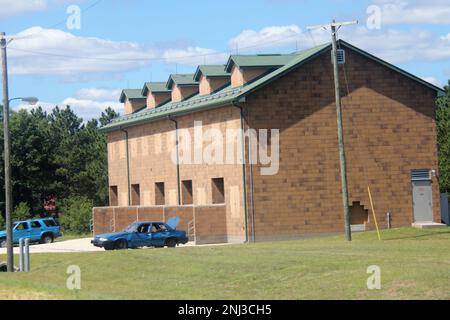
xmin=123 ymin=223 xmax=139 ymax=233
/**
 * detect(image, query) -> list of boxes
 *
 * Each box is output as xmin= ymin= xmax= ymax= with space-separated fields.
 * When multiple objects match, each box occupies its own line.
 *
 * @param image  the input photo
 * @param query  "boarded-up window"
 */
xmin=212 ymin=178 xmax=225 ymax=204
xmin=110 ymin=186 xmax=118 ymax=207
xmin=131 ymin=184 xmax=140 ymax=206
xmin=182 ymin=180 xmax=193 ymax=205
xmin=155 ymin=182 xmax=165 ymax=206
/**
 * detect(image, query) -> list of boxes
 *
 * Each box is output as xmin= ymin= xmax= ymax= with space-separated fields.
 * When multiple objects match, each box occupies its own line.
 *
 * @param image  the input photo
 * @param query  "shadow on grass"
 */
xmin=381 ymin=229 xmax=450 ymax=241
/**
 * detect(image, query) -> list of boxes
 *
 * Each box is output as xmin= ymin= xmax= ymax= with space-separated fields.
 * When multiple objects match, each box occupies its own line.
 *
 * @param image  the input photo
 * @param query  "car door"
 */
xmin=29 ymin=220 xmax=43 ymax=242
xmin=150 ymin=223 xmax=170 ymax=246
xmin=129 ymin=223 xmax=151 ymax=247
xmin=13 ymin=222 xmax=31 ymax=242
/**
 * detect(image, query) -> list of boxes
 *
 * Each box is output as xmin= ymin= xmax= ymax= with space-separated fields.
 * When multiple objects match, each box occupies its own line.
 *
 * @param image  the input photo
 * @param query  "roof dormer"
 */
xmin=142 ymin=82 xmax=171 ymax=109
xmin=194 ymin=65 xmax=230 ymax=96
xmin=166 ymin=74 xmax=199 ymax=102
xmin=225 ymin=54 xmax=296 ymax=88
xmin=120 ymin=89 xmax=146 ymax=114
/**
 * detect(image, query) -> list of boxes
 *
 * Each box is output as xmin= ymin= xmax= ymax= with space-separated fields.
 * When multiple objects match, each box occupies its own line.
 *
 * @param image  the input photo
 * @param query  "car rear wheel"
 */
xmin=114 ymin=239 xmax=128 ymax=250
xmin=165 ymin=238 xmax=177 ymax=248
xmin=0 ymin=239 xmax=6 ymax=248
xmin=41 ymin=234 xmax=53 ymax=244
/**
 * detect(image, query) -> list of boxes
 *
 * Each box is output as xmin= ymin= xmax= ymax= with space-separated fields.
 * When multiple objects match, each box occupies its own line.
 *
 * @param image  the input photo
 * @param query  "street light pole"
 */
xmin=1 ymin=32 xmax=13 ymax=272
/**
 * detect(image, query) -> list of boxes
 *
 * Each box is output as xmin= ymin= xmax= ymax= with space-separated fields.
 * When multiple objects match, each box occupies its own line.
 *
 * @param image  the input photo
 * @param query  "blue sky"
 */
xmin=1 ymin=0 xmax=449 ymax=120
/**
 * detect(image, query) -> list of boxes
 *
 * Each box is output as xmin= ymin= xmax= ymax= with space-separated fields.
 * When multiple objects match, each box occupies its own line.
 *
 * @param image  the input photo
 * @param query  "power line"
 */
xmin=7 ymin=0 xmax=103 ymax=41
xmin=7 ymin=28 xmax=323 ymax=64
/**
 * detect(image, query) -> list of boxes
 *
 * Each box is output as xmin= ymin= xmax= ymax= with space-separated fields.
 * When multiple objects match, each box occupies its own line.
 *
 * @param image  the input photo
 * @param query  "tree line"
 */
xmin=0 ymin=105 xmax=118 ymax=233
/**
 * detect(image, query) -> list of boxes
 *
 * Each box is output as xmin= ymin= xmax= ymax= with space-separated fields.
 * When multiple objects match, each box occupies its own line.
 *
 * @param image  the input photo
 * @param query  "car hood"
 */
xmin=0 ymin=230 xmax=6 ymax=237
xmin=95 ymin=232 xmax=128 ymax=240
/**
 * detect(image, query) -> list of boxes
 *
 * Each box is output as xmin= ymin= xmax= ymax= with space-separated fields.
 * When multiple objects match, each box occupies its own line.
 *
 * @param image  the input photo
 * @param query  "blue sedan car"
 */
xmin=91 ymin=218 xmax=188 ymax=250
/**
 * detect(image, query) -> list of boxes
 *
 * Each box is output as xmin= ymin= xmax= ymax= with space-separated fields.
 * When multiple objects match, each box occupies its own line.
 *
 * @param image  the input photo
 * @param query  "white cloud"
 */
xmin=373 ymin=0 xmax=450 ymax=25
xmin=16 ymin=87 xmax=124 ymax=121
xmin=229 ymin=24 xmax=450 ymax=64
xmin=74 ymin=88 xmax=122 ymax=101
xmin=8 ymin=27 xmax=157 ymax=77
xmin=421 ymin=77 xmax=442 ymax=87
xmin=0 ymin=0 xmax=47 ymax=17
xmin=441 ymin=33 xmax=450 ymax=41
xmin=7 ymin=27 xmax=230 ymax=77
xmin=228 ymin=25 xmax=304 ymax=51
xmin=162 ymin=47 xmax=228 ymax=66
xmin=342 ymin=27 xmax=450 ymax=64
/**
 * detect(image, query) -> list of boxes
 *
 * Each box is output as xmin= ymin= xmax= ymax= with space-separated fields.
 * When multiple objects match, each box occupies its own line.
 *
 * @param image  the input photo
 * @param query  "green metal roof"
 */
xmin=166 ymin=74 xmax=198 ymax=89
xmin=142 ymin=82 xmax=171 ymax=96
xmin=225 ymin=53 xmax=298 ymax=72
xmin=104 ymin=40 xmax=445 ymax=133
xmin=119 ymin=89 xmax=145 ymax=103
xmin=194 ymin=65 xmax=230 ymax=81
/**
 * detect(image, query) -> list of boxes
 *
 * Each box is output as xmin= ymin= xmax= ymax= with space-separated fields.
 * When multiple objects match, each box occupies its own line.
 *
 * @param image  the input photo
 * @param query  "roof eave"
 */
xmin=100 ymin=97 xmax=237 ymax=133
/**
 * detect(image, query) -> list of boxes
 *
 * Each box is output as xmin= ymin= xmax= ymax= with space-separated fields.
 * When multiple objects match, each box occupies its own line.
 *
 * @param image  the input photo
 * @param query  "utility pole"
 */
xmin=307 ymin=20 xmax=358 ymax=241
xmin=1 ymin=32 xmax=13 ymax=271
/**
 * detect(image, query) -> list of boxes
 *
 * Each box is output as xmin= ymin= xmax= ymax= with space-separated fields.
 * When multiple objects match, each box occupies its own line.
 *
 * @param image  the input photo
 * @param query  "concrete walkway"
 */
xmin=0 ymin=238 xmax=231 ymax=254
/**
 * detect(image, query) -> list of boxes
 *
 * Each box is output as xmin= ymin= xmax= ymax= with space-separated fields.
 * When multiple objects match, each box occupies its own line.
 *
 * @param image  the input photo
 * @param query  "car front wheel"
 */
xmin=114 ymin=239 xmax=128 ymax=250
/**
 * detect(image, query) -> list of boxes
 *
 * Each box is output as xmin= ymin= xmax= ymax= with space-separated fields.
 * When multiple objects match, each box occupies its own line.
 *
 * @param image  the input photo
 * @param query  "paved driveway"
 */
xmin=0 ymin=238 xmax=103 ymax=254
xmin=0 ymin=238 xmax=226 ymax=254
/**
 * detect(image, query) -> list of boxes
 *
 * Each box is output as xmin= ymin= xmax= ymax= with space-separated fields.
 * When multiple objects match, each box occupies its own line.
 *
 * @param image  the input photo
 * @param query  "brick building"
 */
xmin=94 ymin=40 xmax=444 ymax=243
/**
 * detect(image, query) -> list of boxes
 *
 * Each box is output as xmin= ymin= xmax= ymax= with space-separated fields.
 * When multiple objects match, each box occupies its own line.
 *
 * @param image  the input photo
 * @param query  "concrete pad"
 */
xmin=412 ymin=222 xmax=447 ymax=230
xmin=0 ymin=238 xmax=232 ymax=255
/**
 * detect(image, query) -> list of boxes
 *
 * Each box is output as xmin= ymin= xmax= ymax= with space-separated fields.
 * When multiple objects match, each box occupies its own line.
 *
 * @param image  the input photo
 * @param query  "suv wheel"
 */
xmin=165 ymin=238 xmax=177 ymax=248
xmin=115 ymin=239 xmax=128 ymax=250
xmin=41 ymin=234 xmax=54 ymax=244
xmin=0 ymin=239 xmax=6 ymax=248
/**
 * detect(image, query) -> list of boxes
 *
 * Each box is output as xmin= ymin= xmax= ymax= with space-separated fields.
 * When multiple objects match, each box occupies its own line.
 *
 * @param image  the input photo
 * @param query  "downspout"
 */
xmin=232 ymin=100 xmax=249 ymax=243
xmin=168 ymin=115 xmax=181 ymax=205
xmin=246 ymin=106 xmax=256 ymax=243
xmin=120 ymin=127 xmax=131 ymax=206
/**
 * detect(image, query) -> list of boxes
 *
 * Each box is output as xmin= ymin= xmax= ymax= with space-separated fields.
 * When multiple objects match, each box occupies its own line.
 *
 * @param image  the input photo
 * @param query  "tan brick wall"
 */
xmin=172 ymin=85 xmax=199 ymax=102
xmin=137 ymin=206 xmax=164 ymax=221
xmin=124 ymin=98 xmax=146 ymax=114
xmin=199 ymin=75 xmax=230 ymax=95
xmin=231 ymin=66 xmax=268 ymax=88
xmin=194 ymin=205 xmax=227 ymax=244
xmin=146 ymin=92 xmax=171 ymax=109
xmin=106 ymin=106 xmax=246 ymax=242
xmin=93 ymin=207 xmax=114 ymax=235
xmin=246 ymin=48 xmax=440 ymax=240
xmin=164 ymin=206 xmax=194 ymax=234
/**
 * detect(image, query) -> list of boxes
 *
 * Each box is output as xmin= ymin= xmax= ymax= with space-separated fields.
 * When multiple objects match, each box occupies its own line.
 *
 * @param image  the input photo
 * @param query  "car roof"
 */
xmin=14 ymin=217 xmax=54 ymax=224
xmin=134 ymin=221 xmax=165 ymax=225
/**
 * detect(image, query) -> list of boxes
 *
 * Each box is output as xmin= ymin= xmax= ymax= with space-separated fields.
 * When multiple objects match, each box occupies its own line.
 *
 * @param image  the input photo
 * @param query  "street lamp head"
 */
xmin=21 ymin=97 xmax=39 ymax=105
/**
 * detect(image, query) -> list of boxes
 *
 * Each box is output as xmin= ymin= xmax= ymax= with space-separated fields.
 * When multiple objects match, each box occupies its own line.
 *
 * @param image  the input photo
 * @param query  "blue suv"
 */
xmin=0 ymin=218 xmax=61 ymax=248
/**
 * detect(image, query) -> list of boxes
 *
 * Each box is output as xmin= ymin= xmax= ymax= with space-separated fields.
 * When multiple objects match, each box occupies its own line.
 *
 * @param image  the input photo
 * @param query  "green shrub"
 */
xmin=59 ymin=196 xmax=93 ymax=234
xmin=13 ymin=202 xmax=31 ymax=222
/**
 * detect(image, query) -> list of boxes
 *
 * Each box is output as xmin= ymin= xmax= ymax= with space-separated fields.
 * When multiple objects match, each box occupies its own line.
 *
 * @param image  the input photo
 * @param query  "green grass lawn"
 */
xmin=0 ymin=227 xmax=449 ymax=300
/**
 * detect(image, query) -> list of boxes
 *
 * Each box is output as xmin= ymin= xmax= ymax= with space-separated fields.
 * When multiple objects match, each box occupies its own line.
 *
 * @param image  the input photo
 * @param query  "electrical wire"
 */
xmin=7 ymin=28 xmax=325 ymax=64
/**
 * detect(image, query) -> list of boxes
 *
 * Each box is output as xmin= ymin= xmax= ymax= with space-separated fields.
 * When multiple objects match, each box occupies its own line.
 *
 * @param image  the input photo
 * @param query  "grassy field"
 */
xmin=0 ymin=227 xmax=449 ymax=300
